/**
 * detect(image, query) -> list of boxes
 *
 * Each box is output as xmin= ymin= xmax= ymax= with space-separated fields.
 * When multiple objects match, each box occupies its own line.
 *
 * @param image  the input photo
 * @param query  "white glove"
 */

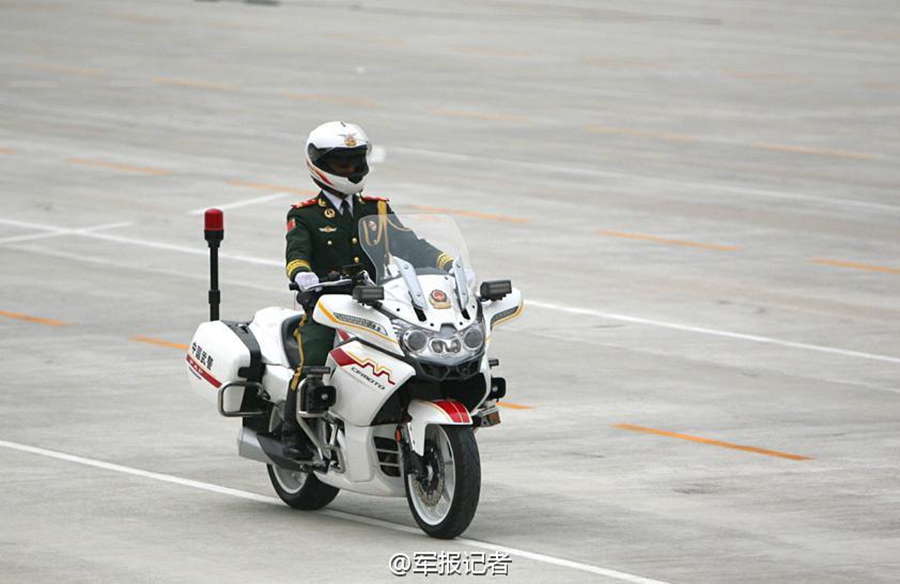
xmin=293 ymin=271 xmax=320 ymax=291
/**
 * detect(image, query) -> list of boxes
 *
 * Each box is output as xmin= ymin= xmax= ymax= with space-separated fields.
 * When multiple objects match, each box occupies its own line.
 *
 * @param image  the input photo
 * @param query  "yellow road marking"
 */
xmin=812 ymin=257 xmax=900 ymax=275
xmin=428 ymin=108 xmax=528 ymax=123
xmin=67 ymin=158 xmax=172 ymax=176
xmin=581 ymin=57 xmax=668 ymax=69
xmin=323 ymin=34 xmax=404 ymax=47
xmin=0 ymin=310 xmax=67 ymax=327
xmin=283 ymin=92 xmax=377 ymax=107
xmin=451 ymin=46 xmax=533 ymax=58
xmin=154 ymin=77 xmax=238 ymax=92
xmin=613 ymin=424 xmax=813 ymax=461
xmin=497 ymin=401 xmax=533 ymax=410
xmin=226 ymin=179 xmax=317 ymax=196
xmin=131 ymin=336 xmax=189 ymax=350
xmin=113 ymin=13 xmax=172 ymax=24
xmin=752 ymin=142 xmax=873 ymax=160
xmin=586 ymin=126 xmax=699 ymax=144
xmin=722 ymin=70 xmax=809 ymax=83
xmin=410 ymin=204 xmax=530 ymax=224
xmin=596 ymin=230 xmax=737 ymax=251
xmin=0 ymin=148 xmax=11 ymax=155
xmin=27 ymin=63 xmax=106 ymax=77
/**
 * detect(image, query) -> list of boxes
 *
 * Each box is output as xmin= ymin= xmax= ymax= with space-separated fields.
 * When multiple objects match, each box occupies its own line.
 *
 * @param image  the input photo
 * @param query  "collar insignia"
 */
xmin=324 ymin=208 xmax=336 ymax=219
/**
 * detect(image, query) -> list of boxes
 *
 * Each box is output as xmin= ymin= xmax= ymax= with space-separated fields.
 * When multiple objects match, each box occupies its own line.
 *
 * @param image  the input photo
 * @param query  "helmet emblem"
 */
xmin=343 ymin=133 xmax=358 ymax=147
xmin=429 ymin=289 xmax=451 ymax=309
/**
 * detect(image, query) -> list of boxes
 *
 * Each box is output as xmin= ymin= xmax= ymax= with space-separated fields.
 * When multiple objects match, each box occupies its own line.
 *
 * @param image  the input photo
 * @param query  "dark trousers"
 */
xmin=284 ymin=318 xmax=334 ymax=432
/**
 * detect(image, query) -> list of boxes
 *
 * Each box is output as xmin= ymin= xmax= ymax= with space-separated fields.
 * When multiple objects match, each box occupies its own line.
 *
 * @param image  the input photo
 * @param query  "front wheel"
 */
xmin=266 ymin=404 xmax=339 ymax=510
xmin=405 ymin=424 xmax=481 ymax=539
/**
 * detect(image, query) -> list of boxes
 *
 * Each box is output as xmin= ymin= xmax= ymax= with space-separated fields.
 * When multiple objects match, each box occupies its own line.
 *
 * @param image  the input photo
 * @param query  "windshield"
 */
xmin=359 ymin=212 xmax=475 ymax=296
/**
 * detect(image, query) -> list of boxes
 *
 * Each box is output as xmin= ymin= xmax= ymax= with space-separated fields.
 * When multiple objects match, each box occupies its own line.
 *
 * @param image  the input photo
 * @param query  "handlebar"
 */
xmin=289 ymin=278 xmax=354 ymax=294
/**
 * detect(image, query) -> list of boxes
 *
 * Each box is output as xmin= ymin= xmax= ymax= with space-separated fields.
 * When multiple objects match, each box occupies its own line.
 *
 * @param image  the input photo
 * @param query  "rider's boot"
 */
xmin=282 ymin=384 xmax=314 ymax=460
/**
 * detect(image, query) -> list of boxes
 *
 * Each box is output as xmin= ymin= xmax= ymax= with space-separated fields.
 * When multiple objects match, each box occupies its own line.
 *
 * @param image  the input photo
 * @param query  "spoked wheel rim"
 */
xmin=407 ymin=425 xmax=456 ymax=526
xmin=269 ymin=405 xmax=308 ymax=495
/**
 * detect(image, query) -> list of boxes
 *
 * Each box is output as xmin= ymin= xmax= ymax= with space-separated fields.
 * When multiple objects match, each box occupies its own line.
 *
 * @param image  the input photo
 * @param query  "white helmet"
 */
xmin=305 ymin=121 xmax=372 ymax=197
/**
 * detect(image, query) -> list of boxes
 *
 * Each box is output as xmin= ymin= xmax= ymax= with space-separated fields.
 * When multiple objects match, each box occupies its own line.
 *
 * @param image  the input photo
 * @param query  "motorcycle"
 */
xmin=186 ymin=211 xmax=523 ymax=538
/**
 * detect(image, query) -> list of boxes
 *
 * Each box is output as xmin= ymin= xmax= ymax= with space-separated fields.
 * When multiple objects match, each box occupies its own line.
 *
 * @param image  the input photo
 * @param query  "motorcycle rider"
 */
xmin=282 ymin=121 xmax=452 ymax=459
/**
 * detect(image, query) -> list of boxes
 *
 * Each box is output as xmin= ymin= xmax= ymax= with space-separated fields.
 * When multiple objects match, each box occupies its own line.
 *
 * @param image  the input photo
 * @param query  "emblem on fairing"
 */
xmin=429 ymin=289 xmax=451 ymax=309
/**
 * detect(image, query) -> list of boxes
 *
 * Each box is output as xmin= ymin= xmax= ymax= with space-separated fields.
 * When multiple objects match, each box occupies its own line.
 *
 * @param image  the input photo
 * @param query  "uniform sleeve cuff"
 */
xmin=286 ymin=259 xmax=312 ymax=280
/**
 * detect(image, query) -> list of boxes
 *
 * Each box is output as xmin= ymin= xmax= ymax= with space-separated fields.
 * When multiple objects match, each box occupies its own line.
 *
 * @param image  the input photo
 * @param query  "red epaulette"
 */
xmin=291 ymin=197 xmax=318 ymax=209
xmin=360 ymin=195 xmax=389 ymax=203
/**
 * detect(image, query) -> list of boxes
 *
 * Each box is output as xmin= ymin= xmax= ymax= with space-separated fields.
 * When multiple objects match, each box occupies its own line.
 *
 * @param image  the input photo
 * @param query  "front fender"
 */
xmin=407 ymin=399 xmax=472 ymax=456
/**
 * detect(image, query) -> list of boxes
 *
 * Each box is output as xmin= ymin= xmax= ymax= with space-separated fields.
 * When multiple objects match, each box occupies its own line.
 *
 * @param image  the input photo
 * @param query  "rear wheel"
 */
xmin=405 ymin=425 xmax=480 ymax=539
xmin=266 ymin=404 xmax=339 ymax=510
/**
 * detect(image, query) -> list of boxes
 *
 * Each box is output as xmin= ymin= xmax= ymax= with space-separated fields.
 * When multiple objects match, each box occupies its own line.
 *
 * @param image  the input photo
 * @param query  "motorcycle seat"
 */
xmin=281 ymin=313 xmax=305 ymax=369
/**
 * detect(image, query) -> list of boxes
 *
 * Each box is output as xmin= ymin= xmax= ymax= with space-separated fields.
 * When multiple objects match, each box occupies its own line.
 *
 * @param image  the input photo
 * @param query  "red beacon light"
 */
xmin=204 ymin=208 xmax=224 ymax=243
xmin=203 ymin=208 xmax=224 ymax=321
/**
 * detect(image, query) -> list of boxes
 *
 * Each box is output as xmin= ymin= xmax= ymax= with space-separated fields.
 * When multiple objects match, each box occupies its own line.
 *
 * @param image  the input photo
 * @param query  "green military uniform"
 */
xmin=284 ymin=192 xmax=451 ymax=388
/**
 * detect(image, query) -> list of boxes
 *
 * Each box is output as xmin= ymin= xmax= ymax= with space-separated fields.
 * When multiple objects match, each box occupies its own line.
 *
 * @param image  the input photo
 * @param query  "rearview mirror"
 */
xmin=480 ymin=280 xmax=512 ymax=301
xmin=352 ymin=285 xmax=384 ymax=306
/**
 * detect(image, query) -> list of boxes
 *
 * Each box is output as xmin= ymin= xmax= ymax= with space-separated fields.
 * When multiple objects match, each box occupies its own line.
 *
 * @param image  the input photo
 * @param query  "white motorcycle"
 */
xmin=187 ymin=212 xmax=522 ymax=538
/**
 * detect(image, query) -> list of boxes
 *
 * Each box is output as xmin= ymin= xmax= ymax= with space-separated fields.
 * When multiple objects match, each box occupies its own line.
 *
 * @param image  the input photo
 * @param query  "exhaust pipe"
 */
xmin=237 ymin=428 xmax=322 ymax=472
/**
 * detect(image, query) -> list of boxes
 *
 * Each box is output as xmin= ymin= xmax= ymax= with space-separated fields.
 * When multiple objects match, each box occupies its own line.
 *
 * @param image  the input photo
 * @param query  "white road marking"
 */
xmin=3 ymin=216 xmax=898 ymax=367
xmin=526 ymin=299 xmax=900 ymax=365
xmin=0 ymin=221 xmax=134 ymax=245
xmin=0 ymin=439 xmax=672 ymax=584
xmin=390 ymin=146 xmax=900 ymax=214
xmin=186 ymin=192 xmax=292 ymax=215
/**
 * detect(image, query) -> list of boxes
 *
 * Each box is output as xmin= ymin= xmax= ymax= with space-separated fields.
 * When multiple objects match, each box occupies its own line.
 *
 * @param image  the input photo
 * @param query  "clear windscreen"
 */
xmin=359 ymin=213 xmax=475 ymax=295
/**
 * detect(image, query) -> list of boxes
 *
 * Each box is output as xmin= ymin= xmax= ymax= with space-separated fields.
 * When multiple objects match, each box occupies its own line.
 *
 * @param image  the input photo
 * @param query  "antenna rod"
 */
xmin=203 ymin=209 xmax=224 ymax=321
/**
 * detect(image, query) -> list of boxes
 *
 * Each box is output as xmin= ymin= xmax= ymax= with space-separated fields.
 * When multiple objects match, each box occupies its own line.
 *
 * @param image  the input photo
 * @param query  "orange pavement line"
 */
xmin=0 ymin=310 xmax=68 ymax=327
xmin=153 ymin=77 xmax=238 ymax=92
xmin=282 ymin=92 xmax=377 ymax=107
xmin=67 ymin=157 xmax=172 ymax=176
xmin=586 ymin=126 xmax=699 ymax=144
xmin=722 ymin=70 xmax=809 ymax=83
xmin=596 ymin=230 xmax=737 ymax=251
xmin=27 ymin=63 xmax=106 ymax=77
xmin=451 ymin=46 xmax=533 ymax=58
xmin=613 ymin=424 xmax=812 ymax=461
xmin=428 ymin=108 xmax=528 ymax=123
xmin=0 ymin=148 xmax=11 ymax=155
xmin=581 ymin=57 xmax=669 ymax=69
xmin=752 ymin=142 xmax=873 ymax=160
xmin=226 ymin=179 xmax=317 ymax=196
xmin=131 ymin=335 xmax=189 ymax=350
xmin=811 ymin=257 xmax=900 ymax=275
xmin=113 ymin=13 xmax=172 ymax=24
xmin=411 ymin=204 xmax=530 ymax=225
xmin=497 ymin=401 xmax=533 ymax=410
xmin=323 ymin=34 xmax=404 ymax=47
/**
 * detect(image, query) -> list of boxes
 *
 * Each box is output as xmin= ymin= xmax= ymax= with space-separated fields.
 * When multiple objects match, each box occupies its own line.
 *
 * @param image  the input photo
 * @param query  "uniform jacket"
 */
xmin=285 ymin=192 xmax=452 ymax=281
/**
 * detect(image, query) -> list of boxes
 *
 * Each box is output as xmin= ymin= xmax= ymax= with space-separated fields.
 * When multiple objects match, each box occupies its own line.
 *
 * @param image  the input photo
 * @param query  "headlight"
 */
xmin=403 ymin=329 xmax=428 ymax=353
xmin=394 ymin=320 xmax=485 ymax=363
xmin=462 ymin=327 xmax=484 ymax=350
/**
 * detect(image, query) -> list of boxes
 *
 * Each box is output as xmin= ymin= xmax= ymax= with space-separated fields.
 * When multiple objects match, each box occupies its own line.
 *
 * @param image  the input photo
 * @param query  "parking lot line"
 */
xmin=613 ymin=424 xmax=813 ymax=461
xmin=0 ymin=310 xmax=67 ymax=327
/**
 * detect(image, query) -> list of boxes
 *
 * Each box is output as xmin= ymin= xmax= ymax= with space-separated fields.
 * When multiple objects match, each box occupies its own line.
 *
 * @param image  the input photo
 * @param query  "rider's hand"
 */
xmin=293 ymin=271 xmax=320 ymax=291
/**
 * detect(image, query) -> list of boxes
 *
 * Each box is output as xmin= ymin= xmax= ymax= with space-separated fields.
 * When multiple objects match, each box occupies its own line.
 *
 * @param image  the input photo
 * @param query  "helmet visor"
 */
xmin=308 ymin=145 xmax=370 ymax=183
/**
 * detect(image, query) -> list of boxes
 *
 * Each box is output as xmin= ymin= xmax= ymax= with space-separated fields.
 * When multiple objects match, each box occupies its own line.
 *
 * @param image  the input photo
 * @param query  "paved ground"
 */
xmin=1 ymin=0 xmax=899 ymax=582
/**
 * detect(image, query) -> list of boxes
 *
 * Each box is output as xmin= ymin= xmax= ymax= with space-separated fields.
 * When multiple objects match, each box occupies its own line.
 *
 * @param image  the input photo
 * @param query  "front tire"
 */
xmin=405 ymin=425 xmax=480 ymax=539
xmin=266 ymin=404 xmax=339 ymax=510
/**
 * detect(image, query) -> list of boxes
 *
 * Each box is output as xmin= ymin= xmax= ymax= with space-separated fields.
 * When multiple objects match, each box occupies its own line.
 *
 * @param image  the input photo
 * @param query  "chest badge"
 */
xmin=319 ymin=226 xmax=338 ymax=233
xmin=429 ymin=289 xmax=451 ymax=309
xmin=324 ymin=208 xmax=336 ymax=219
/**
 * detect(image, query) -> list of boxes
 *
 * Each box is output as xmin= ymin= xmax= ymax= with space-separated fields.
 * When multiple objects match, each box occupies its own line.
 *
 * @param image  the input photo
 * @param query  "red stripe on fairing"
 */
xmin=186 ymin=354 xmax=222 ymax=388
xmin=331 ymin=348 xmax=354 ymax=367
xmin=433 ymin=399 xmax=471 ymax=424
xmin=337 ymin=330 xmax=351 ymax=341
